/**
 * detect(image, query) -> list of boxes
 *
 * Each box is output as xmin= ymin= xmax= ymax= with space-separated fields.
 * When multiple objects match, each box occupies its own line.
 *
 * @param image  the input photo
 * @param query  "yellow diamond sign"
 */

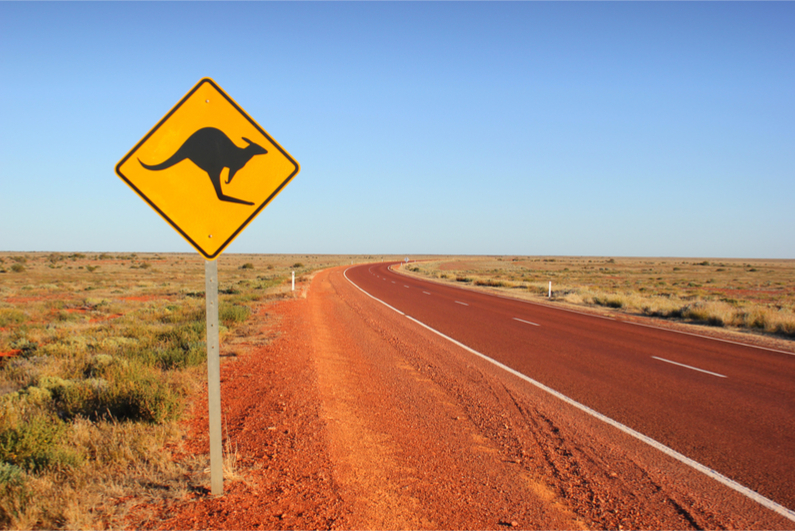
xmin=115 ymin=78 xmax=300 ymax=259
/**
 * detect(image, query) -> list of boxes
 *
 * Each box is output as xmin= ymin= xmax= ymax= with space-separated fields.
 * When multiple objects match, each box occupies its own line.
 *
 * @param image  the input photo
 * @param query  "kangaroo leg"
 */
xmin=207 ymin=171 xmax=254 ymax=206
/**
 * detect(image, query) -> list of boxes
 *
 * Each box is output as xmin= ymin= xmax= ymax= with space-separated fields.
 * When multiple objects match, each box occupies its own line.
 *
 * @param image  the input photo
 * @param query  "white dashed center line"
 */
xmin=513 ymin=317 xmax=540 ymax=327
xmin=455 ymin=301 xmax=469 ymax=306
xmin=652 ymin=356 xmax=727 ymax=378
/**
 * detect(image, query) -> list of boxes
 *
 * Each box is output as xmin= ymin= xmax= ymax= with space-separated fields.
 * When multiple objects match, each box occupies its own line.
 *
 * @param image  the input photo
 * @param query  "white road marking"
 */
xmin=513 ymin=317 xmax=540 ymax=327
xmin=405 ymin=285 xmax=410 ymax=288
xmin=652 ymin=356 xmax=727 ymax=378
xmin=423 ymin=291 xmax=431 ymax=295
xmin=343 ymin=267 xmax=795 ymax=523
xmin=392 ymin=267 xmax=793 ymax=357
xmin=629 ymin=321 xmax=795 ymax=357
xmin=344 ymin=268 xmax=404 ymax=316
xmin=455 ymin=301 xmax=469 ymax=306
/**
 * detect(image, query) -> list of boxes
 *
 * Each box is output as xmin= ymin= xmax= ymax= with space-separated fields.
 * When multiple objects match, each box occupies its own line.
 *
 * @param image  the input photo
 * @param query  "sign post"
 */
xmin=116 ymin=78 xmax=299 ymax=495
xmin=204 ymin=259 xmax=223 ymax=495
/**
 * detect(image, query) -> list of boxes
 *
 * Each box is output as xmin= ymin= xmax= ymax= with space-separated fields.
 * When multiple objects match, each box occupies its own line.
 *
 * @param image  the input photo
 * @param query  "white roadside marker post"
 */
xmin=205 ymin=259 xmax=223 ymax=496
xmin=549 ymin=281 xmax=552 ymax=298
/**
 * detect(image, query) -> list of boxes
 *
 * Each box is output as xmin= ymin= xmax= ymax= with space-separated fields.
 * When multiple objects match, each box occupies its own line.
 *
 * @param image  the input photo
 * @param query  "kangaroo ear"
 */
xmin=242 ymin=137 xmax=253 ymax=145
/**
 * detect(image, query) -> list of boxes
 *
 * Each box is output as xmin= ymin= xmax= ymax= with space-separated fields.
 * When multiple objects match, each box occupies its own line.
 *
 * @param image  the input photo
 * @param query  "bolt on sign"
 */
xmin=115 ymin=77 xmax=300 ymax=259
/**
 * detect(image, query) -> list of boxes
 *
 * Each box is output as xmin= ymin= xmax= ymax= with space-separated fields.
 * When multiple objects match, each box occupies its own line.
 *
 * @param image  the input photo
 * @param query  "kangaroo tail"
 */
xmin=138 ymin=152 xmax=185 ymax=171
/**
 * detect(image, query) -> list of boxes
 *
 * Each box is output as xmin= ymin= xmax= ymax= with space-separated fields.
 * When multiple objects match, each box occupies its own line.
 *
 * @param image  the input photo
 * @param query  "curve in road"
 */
xmin=345 ymin=262 xmax=795 ymax=522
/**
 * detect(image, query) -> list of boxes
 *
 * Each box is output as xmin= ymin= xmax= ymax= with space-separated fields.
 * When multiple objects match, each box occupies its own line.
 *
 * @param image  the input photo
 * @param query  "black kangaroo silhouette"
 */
xmin=138 ymin=127 xmax=267 ymax=206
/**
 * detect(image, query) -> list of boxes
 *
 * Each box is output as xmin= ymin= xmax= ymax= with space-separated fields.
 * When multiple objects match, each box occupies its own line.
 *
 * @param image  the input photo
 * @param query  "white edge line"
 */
xmin=345 ymin=266 xmax=795 ymax=523
xmin=344 ymin=267 xmax=405 ymax=316
xmin=652 ymin=356 xmax=727 ymax=378
xmin=514 ymin=317 xmax=541 ymax=327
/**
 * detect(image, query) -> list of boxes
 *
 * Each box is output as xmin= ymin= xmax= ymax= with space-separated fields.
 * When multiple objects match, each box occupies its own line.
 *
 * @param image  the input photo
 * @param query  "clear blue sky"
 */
xmin=2 ymin=2 xmax=793 ymax=258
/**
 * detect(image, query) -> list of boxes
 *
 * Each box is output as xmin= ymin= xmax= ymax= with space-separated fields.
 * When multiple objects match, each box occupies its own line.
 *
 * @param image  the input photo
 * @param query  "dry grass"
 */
xmin=0 ymin=252 xmax=385 ymax=529
xmin=401 ymin=256 xmax=795 ymax=340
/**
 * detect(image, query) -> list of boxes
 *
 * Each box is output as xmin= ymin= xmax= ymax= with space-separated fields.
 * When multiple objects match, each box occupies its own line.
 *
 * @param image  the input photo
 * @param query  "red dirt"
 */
xmin=89 ymin=313 xmax=124 ymax=324
xmin=0 ymin=349 xmax=21 ymax=358
xmin=123 ymin=266 xmax=793 ymax=530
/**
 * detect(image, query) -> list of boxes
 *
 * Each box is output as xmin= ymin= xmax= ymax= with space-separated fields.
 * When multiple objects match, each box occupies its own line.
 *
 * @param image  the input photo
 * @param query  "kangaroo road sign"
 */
xmin=115 ymin=78 xmax=300 ymax=259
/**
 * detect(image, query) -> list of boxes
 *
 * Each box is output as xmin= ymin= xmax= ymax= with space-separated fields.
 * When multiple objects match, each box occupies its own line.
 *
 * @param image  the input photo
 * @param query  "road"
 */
xmin=345 ymin=262 xmax=795 ymax=518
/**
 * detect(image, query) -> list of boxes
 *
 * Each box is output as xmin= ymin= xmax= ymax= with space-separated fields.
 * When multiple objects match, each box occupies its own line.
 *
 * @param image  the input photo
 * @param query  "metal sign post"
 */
xmin=205 ymin=259 xmax=223 ymax=495
xmin=116 ymin=78 xmax=299 ymax=497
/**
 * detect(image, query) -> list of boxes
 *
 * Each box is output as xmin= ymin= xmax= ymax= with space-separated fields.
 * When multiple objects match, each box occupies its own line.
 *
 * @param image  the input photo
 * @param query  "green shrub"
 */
xmin=150 ymin=347 xmax=205 ymax=370
xmin=475 ymin=279 xmax=509 ymax=287
xmin=683 ymin=306 xmax=724 ymax=326
xmin=0 ymin=410 xmax=79 ymax=471
xmin=156 ymin=321 xmax=205 ymax=352
xmin=220 ymin=303 xmax=250 ymax=326
xmin=0 ymin=309 xmax=26 ymax=327
xmin=592 ymin=295 xmax=624 ymax=309
xmin=44 ymin=364 xmax=183 ymax=424
xmin=240 ymin=263 xmax=254 ymax=270
xmin=8 ymin=339 xmax=37 ymax=358
xmin=105 ymin=364 xmax=183 ymax=423
xmin=0 ymin=462 xmax=24 ymax=487
xmin=10 ymin=264 xmax=25 ymax=274
xmin=158 ymin=306 xmax=203 ymax=325
xmin=55 ymin=310 xmax=81 ymax=322
xmin=219 ymin=286 xmax=240 ymax=295
xmin=83 ymin=354 xmax=115 ymax=378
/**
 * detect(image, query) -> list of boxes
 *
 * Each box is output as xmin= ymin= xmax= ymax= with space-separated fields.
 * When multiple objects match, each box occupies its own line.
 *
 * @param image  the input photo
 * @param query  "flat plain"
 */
xmin=1 ymin=252 xmax=792 ymax=529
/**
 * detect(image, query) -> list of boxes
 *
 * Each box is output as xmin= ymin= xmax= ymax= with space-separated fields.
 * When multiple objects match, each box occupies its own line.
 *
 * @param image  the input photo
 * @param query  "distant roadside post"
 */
xmin=115 ymin=78 xmax=300 ymax=495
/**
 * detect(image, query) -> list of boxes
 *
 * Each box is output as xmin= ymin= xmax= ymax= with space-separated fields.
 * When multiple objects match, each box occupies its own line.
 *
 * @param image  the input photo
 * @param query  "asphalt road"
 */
xmin=345 ymin=262 xmax=795 ymax=515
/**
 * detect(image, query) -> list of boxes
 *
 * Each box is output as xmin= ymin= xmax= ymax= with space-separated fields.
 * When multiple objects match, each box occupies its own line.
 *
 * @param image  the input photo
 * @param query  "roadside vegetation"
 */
xmin=0 ymin=252 xmax=364 ymax=529
xmin=402 ymin=257 xmax=795 ymax=340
